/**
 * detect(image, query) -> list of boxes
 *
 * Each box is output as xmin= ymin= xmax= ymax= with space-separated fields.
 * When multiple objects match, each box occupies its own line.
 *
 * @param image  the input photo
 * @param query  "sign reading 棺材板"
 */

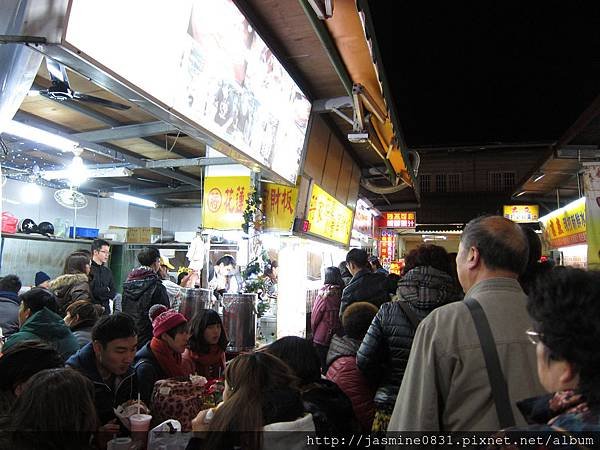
xmin=262 ymin=183 xmax=298 ymax=232
xmin=202 ymin=176 xmax=251 ymax=230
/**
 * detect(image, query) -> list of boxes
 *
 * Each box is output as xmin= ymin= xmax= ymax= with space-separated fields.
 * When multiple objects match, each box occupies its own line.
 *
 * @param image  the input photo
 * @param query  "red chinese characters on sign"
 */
xmin=263 ymin=183 xmax=299 ymax=232
xmin=379 ymin=229 xmax=395 ymax=263
xmin=269 ymin=186 xmax=294 ymax=215
xmin=381 ymin=211 xmax=416 ymax=228
xmin=202 ymin=176 xmax=251 ymax=230
xmin=222 ymin=186 xmax=246 ymax=214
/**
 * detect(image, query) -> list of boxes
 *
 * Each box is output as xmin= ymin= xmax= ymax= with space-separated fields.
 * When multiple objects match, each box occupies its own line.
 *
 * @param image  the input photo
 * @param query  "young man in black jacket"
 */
xmin=90 ymin=239 xmax=116 ymax=315
xmin=121 ymin=247 xmax=170 ymax=348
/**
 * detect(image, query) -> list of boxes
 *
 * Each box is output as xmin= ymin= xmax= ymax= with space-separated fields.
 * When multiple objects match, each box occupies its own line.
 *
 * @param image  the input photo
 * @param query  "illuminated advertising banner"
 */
xmin=202 ymin=176 xmax=251 ymax=230
xmin=379 ymin=229 xmax=395 ymax=263
xmin=263 ymin=182 xmax=298 ymax=232
xmin=64 ymin=0 xmax=311 ymax=184
xmin=539 ymin=197 xmax=586 ymax=248
xmin=583 ymin=163 xmax=600 ymax=269
xmin=306 ymin=184 xmax=353 ymax=246
xmin=380 ymin=211 xmax=416 ymax=228
xmin=503 ymin=205 xmax=539 ymax=223
xmin=352 ymin=199 xmax=374 ymax=237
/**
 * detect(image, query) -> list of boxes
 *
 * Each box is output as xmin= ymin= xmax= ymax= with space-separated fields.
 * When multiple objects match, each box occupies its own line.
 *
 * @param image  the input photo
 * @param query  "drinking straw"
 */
xmin=137 ymin=392 xmax=141 ymax=415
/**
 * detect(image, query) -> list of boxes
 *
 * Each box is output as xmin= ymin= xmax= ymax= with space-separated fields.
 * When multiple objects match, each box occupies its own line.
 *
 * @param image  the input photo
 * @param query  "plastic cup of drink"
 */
xmin=129 ymin=413 xmax=152 ymax=432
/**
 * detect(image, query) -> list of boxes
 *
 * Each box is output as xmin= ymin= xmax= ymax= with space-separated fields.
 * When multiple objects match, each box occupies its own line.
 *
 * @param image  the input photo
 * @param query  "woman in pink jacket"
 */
xmin=311 ymin=266 xmax=345 ymax=371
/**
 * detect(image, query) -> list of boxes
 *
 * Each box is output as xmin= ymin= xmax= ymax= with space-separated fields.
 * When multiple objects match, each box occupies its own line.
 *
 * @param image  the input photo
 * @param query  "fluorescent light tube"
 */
xmin=111 ymin=192 xmax=156 ymax=208
xmin=3 ymin=120 xmax=78 ymax=153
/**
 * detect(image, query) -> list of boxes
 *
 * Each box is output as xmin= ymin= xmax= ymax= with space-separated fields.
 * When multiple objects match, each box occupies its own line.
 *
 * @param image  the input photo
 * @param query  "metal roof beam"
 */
xmin=145 ymin=157 xmax=234 ymax=169
xmin=71 ymin=121 xmax=179 ymax=142
xmin=11 ymin=112 xmax=203 ymax=187
xmin=136 ymin=185 xmax=200 ymax=196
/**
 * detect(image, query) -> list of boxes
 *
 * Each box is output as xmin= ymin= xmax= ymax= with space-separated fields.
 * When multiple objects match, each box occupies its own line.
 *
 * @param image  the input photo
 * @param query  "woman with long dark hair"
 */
xmin=188 ymin=352 xmax=314 ymax=450
xmin=50 ymin=253 xmax=93 ymax=315
xmin=311 ymin=266 xmax=345 ymax=371
xmin=183 ymin=309 xmax=228 ymax=378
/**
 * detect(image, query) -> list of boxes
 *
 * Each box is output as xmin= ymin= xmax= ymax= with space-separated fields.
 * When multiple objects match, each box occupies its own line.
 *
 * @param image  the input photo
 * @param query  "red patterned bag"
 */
xmin=151 ymin=377 xmax=224 ymax=431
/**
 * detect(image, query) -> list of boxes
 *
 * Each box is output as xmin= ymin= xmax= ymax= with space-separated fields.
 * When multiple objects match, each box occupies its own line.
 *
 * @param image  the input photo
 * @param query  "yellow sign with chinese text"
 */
xmin=539 ymin=197 xmax=586 ymax=248
xmin=202 ymin=176 xmax=252 ymax=230
xmin=503 ymin=205 xmax=539 ymax=223
xmin=263 ymin=183 xmax=298 ymax=231
xmin=306 ymin=183 xmax=353 ymax=245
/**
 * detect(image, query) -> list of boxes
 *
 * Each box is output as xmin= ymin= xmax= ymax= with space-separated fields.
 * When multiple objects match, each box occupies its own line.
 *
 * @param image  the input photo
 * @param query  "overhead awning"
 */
xmin=324 ymin=0 xmax=414 ymax=187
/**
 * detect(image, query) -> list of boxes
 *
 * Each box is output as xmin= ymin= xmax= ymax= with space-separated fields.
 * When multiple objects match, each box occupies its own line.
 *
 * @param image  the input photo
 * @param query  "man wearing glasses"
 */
xmin=90 ymin=239 xmax=116 ymax=315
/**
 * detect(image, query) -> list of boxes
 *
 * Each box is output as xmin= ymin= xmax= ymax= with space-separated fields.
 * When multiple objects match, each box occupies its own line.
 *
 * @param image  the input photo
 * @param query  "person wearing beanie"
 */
xmin=134 ymin=304 xmax=191 ymax=405
xmin=35 ymin=272 xmax=51 ymax=289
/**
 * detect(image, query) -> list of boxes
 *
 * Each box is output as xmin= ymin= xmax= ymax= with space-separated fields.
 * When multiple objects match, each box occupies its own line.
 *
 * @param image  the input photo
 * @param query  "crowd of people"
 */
xmin=0 ymin=216 xmax=598 ymax=449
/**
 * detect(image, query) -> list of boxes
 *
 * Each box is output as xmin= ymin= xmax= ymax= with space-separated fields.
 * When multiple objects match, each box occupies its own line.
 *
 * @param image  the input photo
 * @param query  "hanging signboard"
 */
xmin=62 ymin=0 xmax=311 ymax=185
xmin=379 ymin=229 xmax=395 ymax=263
xmin=380 ymin=211 xmax=416 ymax=228
xmin=352 ymin=199 xmax=374 ymax=237
xmin=539 ymin=197 xmax=586 ymax=248
xmin=202 ymin=176 xmax=251 ymax=230
xmin=306 ymin=183 xmax=353 ymax=246
xmin=503 ymin=205 xmax=539 ymax=223
xmin=583 ymin=163 xmax=600 ymax=269
xmin=262 ymin=182 xmax=298 ymax=232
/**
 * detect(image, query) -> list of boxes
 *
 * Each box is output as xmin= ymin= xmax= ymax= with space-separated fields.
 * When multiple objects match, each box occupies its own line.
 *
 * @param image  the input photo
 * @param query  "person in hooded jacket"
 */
xmin=134 ymin=305 xmax=191 ymax=406
xmin=121 ymin=247 xmax=170 ymax=349
xmin=49 ymin=253 xmax=93 ymax=315
xmin=357 ymin=244 xmax=462 ymax=432
xmin=326 ymin=302 xmax=378 ymax=431
xmin=0 ymin=275 xmax=22 ymax=337
xmin=3 ymin=288 xmax=79 ymax=361
xmin=265 ymin=336 xmax=360 ymax=436
xmin=311 ymin=267 xmax=344 ymax=371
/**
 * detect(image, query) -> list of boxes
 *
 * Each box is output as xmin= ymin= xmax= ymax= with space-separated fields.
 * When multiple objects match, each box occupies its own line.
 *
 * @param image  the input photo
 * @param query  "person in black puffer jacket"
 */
xmin=121 ymin=247 xmax=170 ymax=349
xmin=357 ymin=244 xmax=462 ymax=432
xmin=339 ymin=249 xmax=388 ymax=317
xmin=265 ymin=336 xmax=360 ymax=437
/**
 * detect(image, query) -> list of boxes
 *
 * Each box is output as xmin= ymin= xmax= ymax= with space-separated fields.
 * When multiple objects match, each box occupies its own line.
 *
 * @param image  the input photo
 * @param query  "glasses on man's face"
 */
xmin=526 ymin=328 xmax=543 ymax=345
xmin=99 ymin=250 xmax=110 ymax=255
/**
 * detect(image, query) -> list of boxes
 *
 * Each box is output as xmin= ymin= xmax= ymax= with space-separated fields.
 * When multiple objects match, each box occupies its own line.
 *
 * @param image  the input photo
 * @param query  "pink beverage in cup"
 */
xmin=129 ymin=413 xmax=152 ymax=432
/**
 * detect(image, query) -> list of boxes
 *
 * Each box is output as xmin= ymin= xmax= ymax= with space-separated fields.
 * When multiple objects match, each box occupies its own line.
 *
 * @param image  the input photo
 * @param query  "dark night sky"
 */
xmin=366 ymin=1 xmax=600 ymax=147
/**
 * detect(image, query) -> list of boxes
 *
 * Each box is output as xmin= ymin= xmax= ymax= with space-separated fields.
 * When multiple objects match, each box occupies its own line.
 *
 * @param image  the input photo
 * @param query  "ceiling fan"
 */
xmin=31 ymin=58 xmax=131 ymax=111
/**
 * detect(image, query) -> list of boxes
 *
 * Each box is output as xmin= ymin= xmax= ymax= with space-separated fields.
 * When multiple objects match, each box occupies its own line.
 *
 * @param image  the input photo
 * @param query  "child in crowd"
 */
xmin=134 ymin=305 xmax=191 ymax=406
xmin=183 ymin=309 xmax=227 ymax=378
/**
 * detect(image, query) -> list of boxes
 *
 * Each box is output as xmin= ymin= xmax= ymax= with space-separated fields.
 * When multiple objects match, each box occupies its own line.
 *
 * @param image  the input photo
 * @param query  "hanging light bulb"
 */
xmin=21 ymin=181 xmax=42 ymax=204
xmin=68 ymin=152 xmax=88 ymax=187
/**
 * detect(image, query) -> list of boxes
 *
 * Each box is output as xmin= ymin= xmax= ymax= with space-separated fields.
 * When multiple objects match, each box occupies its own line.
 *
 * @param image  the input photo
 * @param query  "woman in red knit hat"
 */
xmin=134 ymin=305 xmax=191 ymax=406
